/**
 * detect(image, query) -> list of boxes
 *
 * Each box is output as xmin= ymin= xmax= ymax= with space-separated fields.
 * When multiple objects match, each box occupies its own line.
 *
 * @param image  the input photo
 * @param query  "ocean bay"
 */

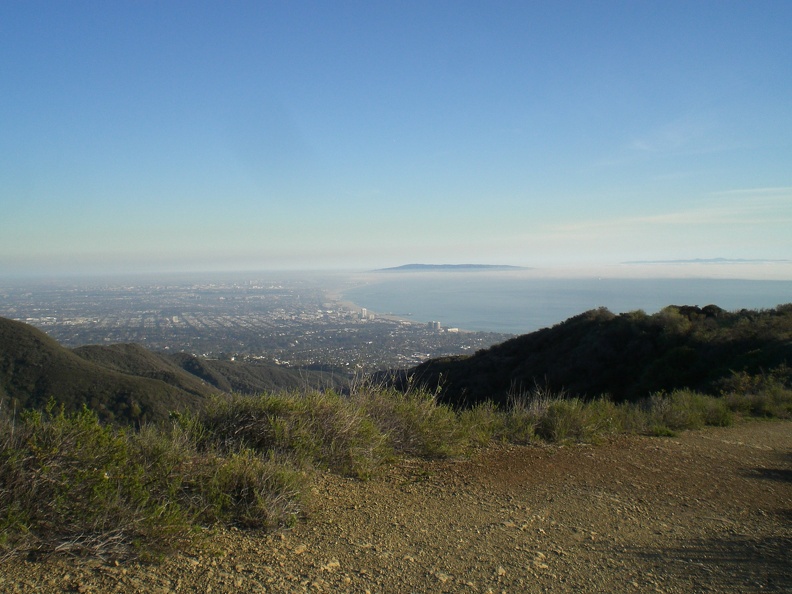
xmin=342 ymin=274 xmax=792 ymax=334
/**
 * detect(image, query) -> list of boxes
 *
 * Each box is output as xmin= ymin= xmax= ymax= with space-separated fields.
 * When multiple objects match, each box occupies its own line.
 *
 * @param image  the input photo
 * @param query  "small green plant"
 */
xmin=458 ymin=401 xmax=504 ymax=447
xmin=194 ymin=449 xmax=304 ymax=529
xmin=648 ymin=424 xmax=677 ymax=437
xmin=195 ymin=390 xmax=393 ymax=478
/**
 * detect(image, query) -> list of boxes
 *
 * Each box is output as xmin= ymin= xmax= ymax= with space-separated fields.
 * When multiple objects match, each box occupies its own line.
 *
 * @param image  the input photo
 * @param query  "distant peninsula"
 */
xmin=375 ymin=264 xmax=529 ymax=272
xmin=622 ymin=258 xmax=791 ymax=265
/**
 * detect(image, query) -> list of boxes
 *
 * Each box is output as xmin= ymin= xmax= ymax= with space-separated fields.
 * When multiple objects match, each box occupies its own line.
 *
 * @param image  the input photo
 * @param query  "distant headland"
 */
xmin=622 ymin=258 xmax=791 ymax=265
xmin=374 ymin=264 xmax=529 ymax=272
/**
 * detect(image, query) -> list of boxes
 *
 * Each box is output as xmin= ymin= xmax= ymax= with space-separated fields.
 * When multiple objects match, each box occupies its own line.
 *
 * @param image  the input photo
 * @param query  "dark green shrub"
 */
xmin=499 ymin=404 xmax=538 ymax=444
xmin=0 ymin=403 xmax=308 ymax=560
xmin=646 ymin=390 xmax=733 ymax=433
xmin=719 ymin=368 xmax=792 ymax=419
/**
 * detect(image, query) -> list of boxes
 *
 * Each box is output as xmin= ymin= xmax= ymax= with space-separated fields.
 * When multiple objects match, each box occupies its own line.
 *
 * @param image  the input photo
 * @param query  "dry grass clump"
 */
xmin=353 ymin=383 xmax=470 ymax=458
xmin=643 ymin=390 xmax=733 ymax=435
xmin=0 ymin=403 xmax=303 ymax=561
xmin=718 ymin=368 xmax=792 ymax=419
xmin=193 ymin=390 xmax=390 ymax=479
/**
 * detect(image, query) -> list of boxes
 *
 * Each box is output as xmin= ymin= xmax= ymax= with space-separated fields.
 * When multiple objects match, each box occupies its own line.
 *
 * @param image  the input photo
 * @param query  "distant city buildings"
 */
xmin=0 ymin=278 xmax=508 ymax=372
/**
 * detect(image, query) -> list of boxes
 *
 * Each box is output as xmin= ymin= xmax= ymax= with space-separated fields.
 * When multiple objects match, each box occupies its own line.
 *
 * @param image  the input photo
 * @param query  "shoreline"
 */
xmin=324 ymin=275 xmax=792 ymax=336
xmin=324 ymin=286 xmax=423 ymax=327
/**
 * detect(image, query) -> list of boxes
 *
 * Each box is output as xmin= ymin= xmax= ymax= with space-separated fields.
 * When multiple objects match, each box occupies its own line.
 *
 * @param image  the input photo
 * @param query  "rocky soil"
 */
xmin=2 ymin=420 xmax=790 ymax=593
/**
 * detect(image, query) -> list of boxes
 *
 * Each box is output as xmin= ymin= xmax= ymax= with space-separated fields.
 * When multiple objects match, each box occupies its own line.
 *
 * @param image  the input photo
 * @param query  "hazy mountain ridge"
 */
xmin=0 ymin=317 xmax=342 ymax=424
xmin=395 ymin=304 xmax=792 ymax=407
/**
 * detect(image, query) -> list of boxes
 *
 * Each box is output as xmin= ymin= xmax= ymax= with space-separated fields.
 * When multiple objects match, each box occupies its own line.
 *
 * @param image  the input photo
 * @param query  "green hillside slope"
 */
xmin=73 ymin=343 xmax=216 ymax=397
xmin=0 ymin=317 xmax=346 ymax=424
xmin=167 ymin=352 xmax=343 ymax=394
xmin=0 ymin=318 xmax=207 ymax=423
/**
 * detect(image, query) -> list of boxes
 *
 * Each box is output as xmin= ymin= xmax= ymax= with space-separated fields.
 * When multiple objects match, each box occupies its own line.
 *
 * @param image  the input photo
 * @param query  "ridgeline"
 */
xmin=393 ymin=304 xmax=792 ymax=407
xmin=4 ymin=304 xmax=792 ymax=423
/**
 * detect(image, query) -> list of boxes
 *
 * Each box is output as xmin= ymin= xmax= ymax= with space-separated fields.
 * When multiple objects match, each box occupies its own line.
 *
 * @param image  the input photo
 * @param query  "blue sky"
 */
xmin=2 ymin=1 xmax=791 ymax=277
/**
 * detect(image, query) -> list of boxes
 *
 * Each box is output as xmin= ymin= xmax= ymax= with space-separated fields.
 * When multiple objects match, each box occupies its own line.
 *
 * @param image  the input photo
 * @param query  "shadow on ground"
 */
xmin=632 ymin=535 xmax=792 ymax=592
xmin=741 ymin=451 xmax=792 ymax=483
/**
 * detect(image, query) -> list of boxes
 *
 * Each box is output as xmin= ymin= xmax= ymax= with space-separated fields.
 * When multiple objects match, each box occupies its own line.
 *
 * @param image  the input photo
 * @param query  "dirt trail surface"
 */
xmin=2 ymin=420 xmax=791 ymax=593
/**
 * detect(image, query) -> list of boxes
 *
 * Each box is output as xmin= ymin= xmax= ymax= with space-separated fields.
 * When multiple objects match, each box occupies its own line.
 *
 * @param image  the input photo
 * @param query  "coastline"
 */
xmin=324 ymin=274 xmax=792 ymax=336
xmin=324 ymin=285 xmax=421 ymax=327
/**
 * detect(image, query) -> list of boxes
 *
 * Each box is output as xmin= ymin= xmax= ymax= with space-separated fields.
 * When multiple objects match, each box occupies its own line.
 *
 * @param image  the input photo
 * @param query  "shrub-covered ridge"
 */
xmin=400 ymin=304 xmax=792 ymax=406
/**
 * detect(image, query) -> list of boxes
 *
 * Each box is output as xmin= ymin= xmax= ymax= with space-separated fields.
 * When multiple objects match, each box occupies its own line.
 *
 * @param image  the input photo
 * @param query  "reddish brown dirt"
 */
xmin=2 ymin=420 xmax=790 ymax=593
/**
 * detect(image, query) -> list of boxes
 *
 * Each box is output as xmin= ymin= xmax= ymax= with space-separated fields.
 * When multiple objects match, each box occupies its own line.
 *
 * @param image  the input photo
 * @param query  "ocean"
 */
xmin=342 ymin=275 xmax=792 ymax=334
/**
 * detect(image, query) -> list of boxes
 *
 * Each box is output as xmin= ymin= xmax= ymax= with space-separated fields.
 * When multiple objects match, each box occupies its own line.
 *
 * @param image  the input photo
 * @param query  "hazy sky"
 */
xmin=2 ymin=1 xmax=791 ymax=277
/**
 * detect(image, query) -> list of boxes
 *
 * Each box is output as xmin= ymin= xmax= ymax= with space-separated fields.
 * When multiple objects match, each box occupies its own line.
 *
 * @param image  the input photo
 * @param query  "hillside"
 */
xmin=0 ymin=317 xmax=208 ymax=424
xmin=73 ymin=343 xmax=215 ymax=397
xmin=399 ymin=304 xmax=792 ymax=407
xmin=0 ymin=317 xmax=344 ymax=424
xmin=167 ymin=352 xmax=343 ymax=394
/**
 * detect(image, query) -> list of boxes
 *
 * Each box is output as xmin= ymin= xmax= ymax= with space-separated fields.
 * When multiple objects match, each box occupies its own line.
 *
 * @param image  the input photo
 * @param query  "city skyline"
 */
xmin=2 ymin=2 xmax=791 ymax=278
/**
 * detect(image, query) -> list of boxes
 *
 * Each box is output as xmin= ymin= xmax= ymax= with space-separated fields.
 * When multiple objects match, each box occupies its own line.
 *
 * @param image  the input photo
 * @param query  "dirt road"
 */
xmin=2 ymin=420 xmax=790 ymax=593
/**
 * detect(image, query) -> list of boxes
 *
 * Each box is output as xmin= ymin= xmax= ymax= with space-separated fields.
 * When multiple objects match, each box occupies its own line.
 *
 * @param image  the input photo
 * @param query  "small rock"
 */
xmin=322 ymin=559 xmax=341 ymax=572
xmin=436 ymin=572 xmax=453 ymax=584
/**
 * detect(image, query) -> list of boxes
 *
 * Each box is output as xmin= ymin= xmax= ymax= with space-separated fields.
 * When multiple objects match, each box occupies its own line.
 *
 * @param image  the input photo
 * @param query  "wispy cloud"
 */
xmin=589 ymin=113 xmax=746 ymax=171
xmin=628 ymin=118 xmax=710 ymax=153
xmin=551 ymin=187 xmax=792 ymax=234
xmin=710 ymin=186 xmax=792 ymax=197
